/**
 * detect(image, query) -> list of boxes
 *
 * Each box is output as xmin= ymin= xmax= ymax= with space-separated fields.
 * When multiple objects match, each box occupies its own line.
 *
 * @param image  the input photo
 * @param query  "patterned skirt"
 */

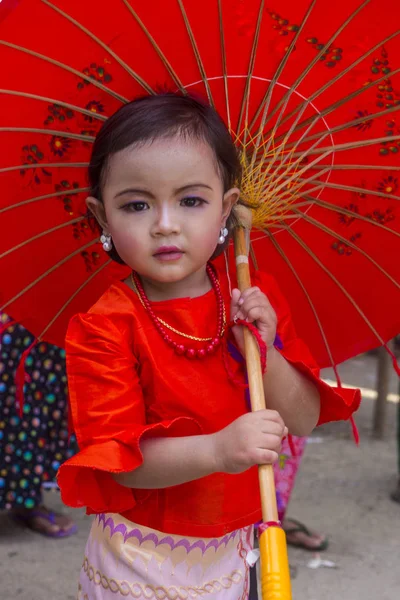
xmin=78 ymin=514 xmax=253 ymax=600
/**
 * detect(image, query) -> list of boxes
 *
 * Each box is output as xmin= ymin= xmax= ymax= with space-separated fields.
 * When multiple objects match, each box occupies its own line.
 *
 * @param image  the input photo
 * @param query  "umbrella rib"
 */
xmin=0 ymin=89 xmax=108 ymax=121
xmin=217 ymin=0 xmax=231 ymax=131
xmin=176 ymin=0 xmax=214 ymax=107
xmin=301 ymin=196 xmax=400 ymax=238
xmin=269 ymin=32 xmax=400 ymax=144
xmin=264 ymin=228 xmax=337 ymax=370
xmin=258 ymin=139 xmax=335 ymax=197
xmin=291 ymin=208 xmax=400 ymax=289
xmin=284 ymin=104 xmax=400 ymax=152
xmin=38 ymin=259 xmax=111 ymax=341
xmin=249 ymin=0 xmax=317 ymax=135
xmin=311 ymin=164 xmax=400 ymax=172
xmin=291 ymin=135 xmax=400 ymax=158
xmin=0 ymin=127 xmax=95 ymax=143
xmin=120 ymin=0 xmax=186 ymax=94
xmin=295 ymin=178 xmax=400 ymax=202
xmin=252 ymin=2 xmax=326 ymax=162
xmin=255 ymin=93 xmax=400 ymax=189
xmin=0 ymin=41 xmax=128 ymax=104
xmin=237 ymin=0 xmax=265 ymax=141
xmin=278 ymin=222 xmax=385 ymax=345
xmin=0 ymin=187 xmax=90 ymax=214
xmin=0 ymin=238 xmax=100 ymax=313
xmin=280 ymin=135 xmax=400 ymax=192
xmin=41 ymin=0 xmax=154 ymax=95
xmin=0 ymin=217 xmax=87 ymax=260
xmin=0 ymin=162 xmax=88 ymax=174
xmin=255 ymin=0 xmax=372 ymax=134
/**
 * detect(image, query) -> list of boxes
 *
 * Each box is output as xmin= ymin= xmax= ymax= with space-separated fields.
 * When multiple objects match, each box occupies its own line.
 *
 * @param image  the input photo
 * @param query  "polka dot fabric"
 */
xmin=0 ymin=313 xmax=76 ymax=510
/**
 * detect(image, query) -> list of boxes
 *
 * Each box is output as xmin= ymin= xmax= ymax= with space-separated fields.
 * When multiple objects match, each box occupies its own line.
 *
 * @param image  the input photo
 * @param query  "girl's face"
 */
xmin=88 ymin=135 xmax=239 ymax=291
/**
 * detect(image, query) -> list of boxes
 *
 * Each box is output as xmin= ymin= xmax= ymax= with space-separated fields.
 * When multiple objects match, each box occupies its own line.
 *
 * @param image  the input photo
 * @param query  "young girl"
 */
xmin=58 ymin=93 xmax=360 ymax=599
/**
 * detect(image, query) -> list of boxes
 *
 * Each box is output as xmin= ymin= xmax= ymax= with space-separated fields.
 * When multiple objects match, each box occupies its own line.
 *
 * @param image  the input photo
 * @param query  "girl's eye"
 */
xmin=180 ymin=197 xmax=205 ymax=208
xmin=121 ymin=201 xmax=149 ymax=212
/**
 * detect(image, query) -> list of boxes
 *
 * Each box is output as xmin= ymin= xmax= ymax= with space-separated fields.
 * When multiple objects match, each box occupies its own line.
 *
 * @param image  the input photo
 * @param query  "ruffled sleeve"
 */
xmin=57 ymin=312 xmax=201 ymax=514
xmin=254 ymin=272 xmax=361 ymax=426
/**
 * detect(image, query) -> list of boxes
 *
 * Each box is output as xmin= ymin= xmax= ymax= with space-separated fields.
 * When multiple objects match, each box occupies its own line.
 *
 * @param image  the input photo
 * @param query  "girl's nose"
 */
xmin=152 ymin=205 xmax=180 ymax=236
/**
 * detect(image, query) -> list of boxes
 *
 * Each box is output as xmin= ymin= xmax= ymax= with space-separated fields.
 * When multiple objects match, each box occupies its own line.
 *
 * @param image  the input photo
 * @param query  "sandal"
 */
xmin=283 ymin=518 xmax=328 ymax=552
xmin=11 ymin=506 xmax=78 ymax=538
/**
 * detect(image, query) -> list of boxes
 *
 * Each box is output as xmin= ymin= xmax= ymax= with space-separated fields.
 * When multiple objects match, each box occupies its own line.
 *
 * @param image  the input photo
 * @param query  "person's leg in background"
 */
xmin=391 ymin=386 xmax=400 ymax=503
xmin=275 ymin=436 xmax=328 ymax=551
xmin=0 ymin=316 xmax=77 ymax=537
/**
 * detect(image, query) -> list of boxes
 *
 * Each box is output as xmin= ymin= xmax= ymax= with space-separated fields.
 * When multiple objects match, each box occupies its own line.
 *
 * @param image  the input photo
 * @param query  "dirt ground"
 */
xmin=0 ymin=352 xmax=399 ymax=600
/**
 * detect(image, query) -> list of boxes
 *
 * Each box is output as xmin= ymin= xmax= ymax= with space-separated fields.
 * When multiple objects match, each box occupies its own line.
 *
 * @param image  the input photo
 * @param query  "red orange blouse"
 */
xmin=57 ymin=266 xmax=361 ymax=537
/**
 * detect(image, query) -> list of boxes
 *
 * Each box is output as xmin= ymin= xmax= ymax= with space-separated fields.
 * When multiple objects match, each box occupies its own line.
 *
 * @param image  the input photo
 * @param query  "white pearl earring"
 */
xmin=218 ymin=227 xmax=229 ymax=245
xmin=100 ymin=232 xmax=112 ymax=252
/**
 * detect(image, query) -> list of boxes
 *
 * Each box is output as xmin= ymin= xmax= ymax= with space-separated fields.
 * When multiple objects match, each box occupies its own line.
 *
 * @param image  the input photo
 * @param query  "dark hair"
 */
xmin=88 ymin=93 xmax=242 ymax=263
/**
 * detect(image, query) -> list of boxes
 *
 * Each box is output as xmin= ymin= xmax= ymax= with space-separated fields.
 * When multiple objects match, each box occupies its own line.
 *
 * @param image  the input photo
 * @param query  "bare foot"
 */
xmin=283 ymin=518 xmax=328 ymax=551
xmin=11 ymin=505 xmax=77 ymax=537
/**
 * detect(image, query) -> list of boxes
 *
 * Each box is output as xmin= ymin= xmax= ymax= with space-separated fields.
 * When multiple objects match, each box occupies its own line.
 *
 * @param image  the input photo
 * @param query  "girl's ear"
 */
xmin=222 ymin=187 xmax=240 ymax=224
xmin=86 ymin=197 xmax=108 ymax=231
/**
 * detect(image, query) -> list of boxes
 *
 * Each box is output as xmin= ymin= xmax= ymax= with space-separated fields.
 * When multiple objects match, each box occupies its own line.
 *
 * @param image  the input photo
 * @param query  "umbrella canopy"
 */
xmin=0 ymin=0 xmax=399 ymax=371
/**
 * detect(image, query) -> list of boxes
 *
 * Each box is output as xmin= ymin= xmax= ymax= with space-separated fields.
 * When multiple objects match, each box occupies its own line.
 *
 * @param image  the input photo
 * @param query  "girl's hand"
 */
xmin=211 ymin=410 xmax=287 ymax=474
xmin=230 ymin=287 xmax=277 ymax=354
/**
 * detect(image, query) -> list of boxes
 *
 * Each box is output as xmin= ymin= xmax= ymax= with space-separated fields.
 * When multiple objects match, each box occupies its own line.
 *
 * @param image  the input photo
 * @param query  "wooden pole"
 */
xmin=372 ymin=344 xmax=392 ymax=439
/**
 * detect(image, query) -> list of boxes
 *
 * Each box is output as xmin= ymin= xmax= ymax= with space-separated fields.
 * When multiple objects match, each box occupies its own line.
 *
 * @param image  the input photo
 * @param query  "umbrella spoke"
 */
xmin=249 ymin=0 xmax=317 ymax=138
xmin=237 ymin=0 xmax=265 ymax=141
xmin=253 ymin=0 xmax=372 ymax=136
xmin=263 ymin=228 xmax=338 ymax=373
xmin=290 ymin=207 xmax=400 ymax=289
xmin=0 ymin=89 xmax=107 ymax=121
xmin=0 ymin=162 xmax=88 ymax=174
xmin=270 ymin=33 xmax=400 ymax=144
xmin=251 ymin=1 xmax=324 ymax=163
xmin=311 ymin=164 xmax=400 ymax=172
xmin=0 ymin=216 xmax=87 ymax=260
xmin=293 ymin=177 xmax=400 ymax=202
xmin=217 ymin=0 xmax=231 ymax=131
xmin=300 ymin=195 xmax=400 ymax=238
xmin=0 ymin=41 xmax=128 ymax=104
xmin=0 ymin=238 xmax=101 ymax=313
xmin=291 ymin=134 xmax=400 ymax=158
xmin=0 ymin=127 xmax=94 ymax=143
xmin=41 ymin=0 xmax=154 ymax=95
xmin=38 ymin=258 xmax=111 ymax=340
xmin=176 ymin=0 xmax=214 ymax=107
xmin=285 ymin=104 xmax=400 ymax=151
xmin=0 ymin=187 xmax=90 ymax=214
xmin=277 ymin=221 xmax=385 ymax=345
xmin=120 ymin=0 xmax=186 ymax=94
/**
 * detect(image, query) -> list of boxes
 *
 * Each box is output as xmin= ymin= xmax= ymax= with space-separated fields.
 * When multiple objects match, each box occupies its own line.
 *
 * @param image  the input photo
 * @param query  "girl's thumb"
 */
xmin=230 ymin=288 xmax=241 ymax=317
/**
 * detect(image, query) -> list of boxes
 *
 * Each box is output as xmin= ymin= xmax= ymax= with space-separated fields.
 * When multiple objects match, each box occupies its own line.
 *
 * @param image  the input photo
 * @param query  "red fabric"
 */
xmin=57 ymin=265 xmax=361 ymax=537
xmin=0 ymin=0 xmax=399 ymax=369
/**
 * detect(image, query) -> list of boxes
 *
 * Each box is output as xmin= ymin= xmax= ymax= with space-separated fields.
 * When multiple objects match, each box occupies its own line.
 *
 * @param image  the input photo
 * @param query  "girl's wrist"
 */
xmin=207 ymin=432 xmax=224 ymax=474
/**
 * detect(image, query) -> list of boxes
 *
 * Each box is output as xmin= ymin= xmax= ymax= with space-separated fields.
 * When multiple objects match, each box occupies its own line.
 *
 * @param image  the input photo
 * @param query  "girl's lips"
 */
xmin=153 ymin=247 xmax=184 ymax=261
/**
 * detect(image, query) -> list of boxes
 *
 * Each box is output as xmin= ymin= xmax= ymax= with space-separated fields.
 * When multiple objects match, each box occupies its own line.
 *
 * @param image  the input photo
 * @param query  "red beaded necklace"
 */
xmin=131 ymin=264 xmax=226 ymax=359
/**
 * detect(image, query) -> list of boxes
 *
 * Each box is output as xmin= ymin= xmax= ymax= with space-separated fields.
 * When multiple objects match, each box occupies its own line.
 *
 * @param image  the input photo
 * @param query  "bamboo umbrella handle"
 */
xmin=233 ymin=220 xmax=292 ymax=600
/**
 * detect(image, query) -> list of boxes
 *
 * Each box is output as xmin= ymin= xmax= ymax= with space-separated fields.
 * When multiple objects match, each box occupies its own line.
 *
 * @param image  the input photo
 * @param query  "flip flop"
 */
xmin=283 ymin=518 xmax=329 ymax=552
xmin=11 ymin=509 xmax=78 ymax=538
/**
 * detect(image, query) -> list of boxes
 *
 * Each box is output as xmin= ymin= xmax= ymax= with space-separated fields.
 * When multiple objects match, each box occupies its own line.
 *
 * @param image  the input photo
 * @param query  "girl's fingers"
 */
xmin=260 ymin=422 xmax=286 ymax=437
xmin=259 ymin=410 xmax=285 ymax=427
xmin=251 ymin=449 xmax=280 ymax=465
xmin=230 ymin=288 xmax=242 ymax=318
xmin=240 ymin=298 xmax=277 ymax=320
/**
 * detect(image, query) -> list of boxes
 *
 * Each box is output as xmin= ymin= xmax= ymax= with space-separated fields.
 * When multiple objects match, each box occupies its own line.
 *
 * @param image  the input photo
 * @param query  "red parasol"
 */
xmin=0 ymin=0 xmax=399 ymax=372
